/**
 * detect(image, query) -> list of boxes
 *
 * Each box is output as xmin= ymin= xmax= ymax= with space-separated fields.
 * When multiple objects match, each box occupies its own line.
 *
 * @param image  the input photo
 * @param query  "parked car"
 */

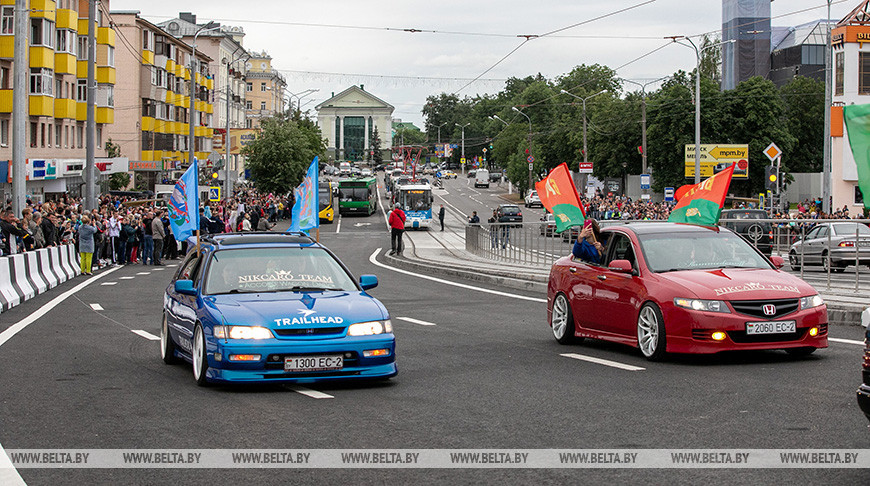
xmin=719 ymin=209 xmax=772 ymax=256
xmin=496 ymin=204 xmax=522 ymax=225
xmin=489 ymin=172 xmax=502 ymax=183
xmin=525 ymin=190 xmax=542 ymax=208
xmin=467 ymin=169 xmax=477 ymax=178
xmin=540 ymin=212 xmax=557 ymax=237
xmin=788 ymin=222 xmax=870 ymax=272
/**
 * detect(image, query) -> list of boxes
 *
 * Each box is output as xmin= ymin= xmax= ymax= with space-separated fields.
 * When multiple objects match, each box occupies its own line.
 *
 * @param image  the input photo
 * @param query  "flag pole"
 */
xmin=196 ymin=229 xmax=201 ymax=257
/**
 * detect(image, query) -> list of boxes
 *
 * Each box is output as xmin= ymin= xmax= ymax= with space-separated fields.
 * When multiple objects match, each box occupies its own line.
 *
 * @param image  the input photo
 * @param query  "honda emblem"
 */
xmin=763 ymin=304 xmax=776 ymax=316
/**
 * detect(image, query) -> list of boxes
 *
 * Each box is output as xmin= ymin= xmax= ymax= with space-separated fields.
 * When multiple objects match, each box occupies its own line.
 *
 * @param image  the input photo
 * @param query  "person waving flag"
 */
xmin=535 ymin=162 xmax=585 ymax=234
xmin=668 ymin=163 xmax=735 ymax=226
xmin=168 ymin=158 xmax=200 ymax=241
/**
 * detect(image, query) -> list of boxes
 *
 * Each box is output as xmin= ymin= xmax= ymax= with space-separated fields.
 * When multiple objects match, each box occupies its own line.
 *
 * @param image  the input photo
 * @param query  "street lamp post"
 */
xmin=223 ymin=51 xmax=249 ymax=197
xmin=560 ymin=89 xmax=606 ymax=193
xmin=823 ymin=0 xmax=832 ymax=214
xmin=437 ymin=122 xmax=448 ymax=143
xmin=511 ymin=107 xmax=533 ymax=194
xmin=288 ymin=88 xmax=319 ymax=116
xmin=489 ymin=115 xmax=509 ymax=127
xmin=456 ymin=122 xmax=470 ymax=176
xmin=189 ymin=22 xmax=220 ymax=173
xmin=666 ymin=36 xmax=735 ymax=184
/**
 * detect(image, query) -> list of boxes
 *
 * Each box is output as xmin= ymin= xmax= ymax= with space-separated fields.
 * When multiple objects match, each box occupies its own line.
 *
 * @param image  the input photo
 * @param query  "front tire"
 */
xmin=192 ymin=325 xmax=210 ymax=387
xmin=637 ymin=303 xmax=667 ymax=361
xmin=789 ymin=250 xmax=801 ymax=271
xmin=551 ymin=293 xmax=581 ymax=345
xmin=161 ymin=314 xmax=180 ymax=365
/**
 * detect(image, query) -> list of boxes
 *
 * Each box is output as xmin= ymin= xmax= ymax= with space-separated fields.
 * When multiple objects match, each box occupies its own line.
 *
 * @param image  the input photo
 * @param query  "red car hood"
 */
xmin=657 ymin=268 xmax=816 ymax=300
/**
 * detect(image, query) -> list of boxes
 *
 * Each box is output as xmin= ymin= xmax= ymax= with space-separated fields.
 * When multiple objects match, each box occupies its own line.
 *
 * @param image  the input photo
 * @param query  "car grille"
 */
xmin=273 ymin=327 xmax=345 ymax=336
xmin=729 ymin=299 xmax=799 ymax=319
xmin=726 ymin=328 xmax=807 ymax=343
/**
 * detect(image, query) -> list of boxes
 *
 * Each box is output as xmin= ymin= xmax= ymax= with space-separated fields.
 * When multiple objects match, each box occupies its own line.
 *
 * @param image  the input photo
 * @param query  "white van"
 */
xmin=474 ymin=169 xmax=490 ymax=188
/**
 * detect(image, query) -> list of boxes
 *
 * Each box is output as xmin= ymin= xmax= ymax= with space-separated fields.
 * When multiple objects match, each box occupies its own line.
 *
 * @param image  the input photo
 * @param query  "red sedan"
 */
xmin=548 ymin=223 xmax=828 ymax=361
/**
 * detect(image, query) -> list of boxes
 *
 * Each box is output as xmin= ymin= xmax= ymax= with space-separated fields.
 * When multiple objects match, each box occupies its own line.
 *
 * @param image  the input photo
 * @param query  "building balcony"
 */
xmin=165 ymin=59 xmax=176 ymax=73
xmin=96 ymin=106 xmax=113 ymax=124
xmin=29 ymin=95 xmax=53 ymax=117
xmin=141 ymin=49 xmax=154 ymax=66
xmin=76 ymin=101 xmax=86 ymax=121
xmin=206 ymin=78 xmax=214 ymax=90
xmin=54 ymin=52 xmax=76 ymax=74
xmin=96 ymin=66 xmax=115 ymax=84
xmin=77 ymin=18 xmax=89 ymax=36
xmin=0 ymin=35 xmax=11 ymax=59
xmin=141 ymin=116 xmax=154 ymax=132
xmin=96 ymin=26 xmax=115 ymax=47
xmin=203 ymin=102 xmax=214 ymax=114
xmin=0 ymin=89 xmax=11 ymax=113
xmin=76 ymin=60 xmax=87 ymax=78
xmin=31 ymin=0 xmax=56 ymax=21
xmin=55 ymin=8 xmax=78 ymax=30
xmin=54 ymin=98 xmax=77 ymax=119
xmin=29 ymin=46 xmax=54 ymax=69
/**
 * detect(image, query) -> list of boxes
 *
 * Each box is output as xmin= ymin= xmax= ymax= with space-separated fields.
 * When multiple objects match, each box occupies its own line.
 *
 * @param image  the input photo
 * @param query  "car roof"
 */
xmin=201 ymin=232 xmax=319 ymax=250
xmin=499 ymin=204 xmax=520 ymax=208
xmin=606 ymin=222 xmax=726 ymax=236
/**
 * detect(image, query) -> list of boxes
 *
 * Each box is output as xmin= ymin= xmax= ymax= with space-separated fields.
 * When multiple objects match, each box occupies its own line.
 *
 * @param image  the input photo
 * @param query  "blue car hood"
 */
xmin=204 ymin=291 xmax=388 ymax=329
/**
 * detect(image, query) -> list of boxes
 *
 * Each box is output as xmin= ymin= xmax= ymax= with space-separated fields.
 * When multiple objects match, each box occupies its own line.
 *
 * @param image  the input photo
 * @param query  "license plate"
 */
xmin=745 ymin=321 xmax=796 ymax=335
xmin=284 ymin=355 xmax=343 ymax=372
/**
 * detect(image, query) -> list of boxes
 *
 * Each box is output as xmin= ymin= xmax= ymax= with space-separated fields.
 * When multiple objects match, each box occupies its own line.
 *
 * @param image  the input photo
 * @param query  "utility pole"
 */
xmin=84 ymin=0 xmax=97 ymax=209
xmin=456 ymin=122 xmax=470 ymax=176
xmin=11 ymin=0 xmax=27 ymax=216
xmin=823 ymin=0 xmax=832 ymax=214
xmin=560 ymin=89 xmax=606 ymax=195
xmin=621 ymin=76 xmax=669 ymax=198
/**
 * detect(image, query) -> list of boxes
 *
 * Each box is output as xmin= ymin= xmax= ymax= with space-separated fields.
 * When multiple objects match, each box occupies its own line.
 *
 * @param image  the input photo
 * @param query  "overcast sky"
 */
xmin=112 ymin=0 xmax=855 ymax=128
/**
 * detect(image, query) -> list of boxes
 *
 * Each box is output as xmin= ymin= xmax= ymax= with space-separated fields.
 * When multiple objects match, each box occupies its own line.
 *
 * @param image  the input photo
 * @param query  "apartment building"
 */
xmin=245 ymin=51 xmax=285 ymax=129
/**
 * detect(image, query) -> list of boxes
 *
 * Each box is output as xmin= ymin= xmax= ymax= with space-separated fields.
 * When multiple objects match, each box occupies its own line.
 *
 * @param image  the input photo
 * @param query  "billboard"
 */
xmin=684 ymin=144 xmax=749 ymax=178
xmin=229 ymin=129 xmax=259 ymax=155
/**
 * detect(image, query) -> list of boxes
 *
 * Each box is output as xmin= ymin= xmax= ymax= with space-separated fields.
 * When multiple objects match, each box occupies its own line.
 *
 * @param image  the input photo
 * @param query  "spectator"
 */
xmin=77 ymin=215 xmax=97 ymax=275
xmin=151 ymin=210 xmax=165 ymax=266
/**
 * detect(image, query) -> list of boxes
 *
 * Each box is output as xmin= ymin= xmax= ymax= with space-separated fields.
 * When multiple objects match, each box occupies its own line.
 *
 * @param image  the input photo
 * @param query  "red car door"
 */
xmin=590 ymin=231 xmax=647 ymax=340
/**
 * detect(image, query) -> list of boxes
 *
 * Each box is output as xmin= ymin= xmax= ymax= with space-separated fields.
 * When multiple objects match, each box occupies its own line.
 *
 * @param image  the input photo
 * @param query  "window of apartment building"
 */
xmin=65 ymin=81 xmax=71 ymax=99
xmin=106 ymin=46 xmax=114 ymax=67
xmin=104 ymin=86 xmax=114 ymax=107
xmin=96 ymin=126 xmax=101 ymax=146
xmin=246 ymin=82 xmax=252 ymax=92
xmin=1 ymin=66 xmax=9 ymax=89
xmin=260 ymin=101 xmax=266 ymax=110
xmin=77 ymin=124 xmax=83 ymax=148
xmin=860 ymin=52 xmax=870 ymax=95
xmin=56 ymin=29 xmax=75 ymax=55
xmin=40 ymin=123 xmax=45 ymax=147
xmin=1 ymin=119 xmax=8 ymax=147
xmin=1 ymin=6 xmax=14 ymax=35
xmin=155 ymin=35 xmax=165 ymax=57
xmin=64 ymin=125 xmax=68 ymax=147
xmin=142 ymin=98 xmax=154 ymax=117
xmin=260 ymin=82 xmax=266 ymax=92
xmin=76 ymin=79 xmax=86 ymax=101
xmin=30 ymin=18 xmax=55 ymax=48
xmin=55 ymin=78 xmax=63 ymax=98
xmin=48 ymin=124 xmax=53 ymax=147
xmin=246 ymin=100 xmax=252 ymax=110
xmin=143 ymin=30 xmax=153 ymax=51
xmin=30 ymin=122 xmax=37 ymax=147
xmin=30 ymin=68 xmax=53 ymax=95
xmin=151 ymin=66 xmax=158 ymax=85
xmin=836 ymin=52 xmax=844 ymax=96
xmin=77 ymin=36 xmax=88 ymax=61
xmin=246 ymin=119 xmax=252 ymax=128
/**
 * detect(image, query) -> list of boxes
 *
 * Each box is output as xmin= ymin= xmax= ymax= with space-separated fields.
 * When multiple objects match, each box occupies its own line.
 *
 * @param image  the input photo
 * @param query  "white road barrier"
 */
xmin=0 ymin=245 xmax=80 ymax=313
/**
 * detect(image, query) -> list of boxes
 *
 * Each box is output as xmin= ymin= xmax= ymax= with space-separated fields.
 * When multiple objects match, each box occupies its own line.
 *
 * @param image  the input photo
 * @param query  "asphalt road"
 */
xmin=0 ymin=181 xmax=868 ymax=484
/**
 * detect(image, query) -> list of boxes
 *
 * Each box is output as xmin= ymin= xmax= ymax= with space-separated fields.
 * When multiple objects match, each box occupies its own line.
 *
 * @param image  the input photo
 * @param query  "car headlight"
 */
xmin=347 ymin=320 xmax=392 ymax=336
xmin=673 ymin=298 xmax=731 ymax=313
xmin=214 ymin=325 xmax=274 ymax=340
xmin=800 ymin=294 xmax=824 ymax=310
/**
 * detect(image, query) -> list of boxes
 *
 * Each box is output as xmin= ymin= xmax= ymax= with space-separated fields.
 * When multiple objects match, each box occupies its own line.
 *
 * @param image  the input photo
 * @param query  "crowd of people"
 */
xmin=0 ymin=190 xmax=292 ymax=274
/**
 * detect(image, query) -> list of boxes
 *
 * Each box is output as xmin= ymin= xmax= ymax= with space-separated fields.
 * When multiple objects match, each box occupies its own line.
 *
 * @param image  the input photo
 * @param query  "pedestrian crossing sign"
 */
xmin=209 ymin=186 xmax=221 ymax=202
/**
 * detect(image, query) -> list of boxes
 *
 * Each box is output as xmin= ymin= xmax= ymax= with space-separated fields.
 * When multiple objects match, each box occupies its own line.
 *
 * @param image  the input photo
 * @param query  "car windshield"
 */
xmin=723 ymin=211 xmax=765 ymax=220
xmin=639 ymin=232 xmax=771 ymax=272
xmin=205 ymin=248 xmax=358 ymax=295
xmin=832 ymin=223 xmax=870 ymax=236
xmin=501 ymin=206 xmax=520 ymax=215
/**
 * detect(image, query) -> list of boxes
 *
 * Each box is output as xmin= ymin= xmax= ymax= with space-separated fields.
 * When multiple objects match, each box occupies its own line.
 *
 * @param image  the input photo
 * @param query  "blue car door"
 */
xmin=166 ymin=252 xmax=204 ymax=355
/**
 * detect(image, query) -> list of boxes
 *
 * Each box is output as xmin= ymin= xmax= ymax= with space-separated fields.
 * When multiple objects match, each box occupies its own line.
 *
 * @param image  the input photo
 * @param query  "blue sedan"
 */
xmin=161 ymin=233 xmax=397 ymax=386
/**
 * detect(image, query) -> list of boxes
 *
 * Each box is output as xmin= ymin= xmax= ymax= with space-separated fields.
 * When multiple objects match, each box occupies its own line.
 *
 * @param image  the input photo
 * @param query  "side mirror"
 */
xmin=608 ymin=259 xmax=634 ymax=274
xmin=174 ymin=279 xmax=196 ymax=296
xmin=769 ymin=255 xmax=785 ymax=269
xmin=359 ymin=274 xmax=378 ymax=291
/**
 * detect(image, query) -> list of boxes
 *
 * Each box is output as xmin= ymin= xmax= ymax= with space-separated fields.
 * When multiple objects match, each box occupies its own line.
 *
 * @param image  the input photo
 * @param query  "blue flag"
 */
xmin=289 ymin=156 xmax=319 ymax=234
xmin=168 ymin=158 xmax=200 ymax=241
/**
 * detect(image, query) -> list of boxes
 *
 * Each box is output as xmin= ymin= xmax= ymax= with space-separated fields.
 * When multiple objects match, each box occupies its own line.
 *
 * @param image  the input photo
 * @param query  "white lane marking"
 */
xmin=396 ymin=316 xmax=436 ymax=326
xmin=0 ymin=265 xmax=120 ymax=486
xmin=560 ymin=353 xmax=646 ymax=371
xmin=829 ymin=337 xmax=866 ymax=346
xmin=377 ymin=185 xmax=390 ymax=229
xmin=120 ymin=276 xmax=135 ymax=280
xmin=90 ymin=303 xmax=104 ymax=311
xmin=336 ymin=214 xmax=341 ymax=234
xmin=131 ymin=330 xmax=161 ymax=341
xmin=167 ymin=264 xmax=178 ymax=267
xmin=0 ymin=442 xmax=25 ymax=486
xmin=136 ymin=272 xmax=150 ymax=275
xmin=153 ymin=268 xmax=165 ymax=271
xmin=287 ymin=385 xmax=334 ymax=399
xmin=368 ymin=248 xmax=546 ymax=303
xmin=100 ymin=282 xmax=118 ymax=286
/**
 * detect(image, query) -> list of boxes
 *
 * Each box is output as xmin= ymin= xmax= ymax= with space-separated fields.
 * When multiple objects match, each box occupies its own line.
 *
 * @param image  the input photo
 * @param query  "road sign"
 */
xmin=578 ymin=162 xmax=593 ymax=174
xmin=482 ymin=148 xmax=487 ymax=153
xmin=763 ymin=142 xmax=782 ymax=162
xmin=640 ymin=174 xmax=651 ymax=189
xmin=664 ymin=187 xmax=675 ymax=201
xmin=527 ymin=155 xmax=535 ymax=163
xmin=208 ymin=186 xmax=221 ymax=202
xmin=684 ymin=144 xmax=749 ymax=178
xmin=460 ymin=157 xmax=466 ymax=165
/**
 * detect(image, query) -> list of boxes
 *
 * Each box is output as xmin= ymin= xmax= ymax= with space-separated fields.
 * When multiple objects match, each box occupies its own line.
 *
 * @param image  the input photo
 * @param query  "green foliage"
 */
xmin=108 ymin=172 xmax=131 ymax=191
xmin=242 ymin=116 xmax=327 ymax=195
xmin=780 ymin=76 xmax=824 ymax=173
xmin=371 ymin=126 xmax=383 ymax=164
xmin=105 ymin=138 xmax=122 ymax=158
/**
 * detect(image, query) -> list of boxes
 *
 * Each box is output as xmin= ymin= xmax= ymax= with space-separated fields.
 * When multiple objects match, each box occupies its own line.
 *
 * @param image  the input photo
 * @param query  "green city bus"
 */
xmin=338 ymin=177 xmax=378 ymax=216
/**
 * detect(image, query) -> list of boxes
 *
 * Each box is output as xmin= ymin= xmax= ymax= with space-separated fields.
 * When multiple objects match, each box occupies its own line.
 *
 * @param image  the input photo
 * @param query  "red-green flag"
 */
xmin=668 ymin=163 xmax=735 ymax=226
xmin=535 ymin=163 xmax=585 ymax=233
xmin=842 ymin=104 xmax=870 ymax=209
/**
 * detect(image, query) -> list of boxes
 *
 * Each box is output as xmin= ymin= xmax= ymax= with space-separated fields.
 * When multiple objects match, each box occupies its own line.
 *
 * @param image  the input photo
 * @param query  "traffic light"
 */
xmin=765 ymin=165 xmax=777 ymax=191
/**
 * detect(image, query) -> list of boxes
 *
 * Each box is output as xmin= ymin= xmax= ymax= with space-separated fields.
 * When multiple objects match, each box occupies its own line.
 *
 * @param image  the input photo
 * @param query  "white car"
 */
xmin=525 ymin=190 xmax=542 ymax=208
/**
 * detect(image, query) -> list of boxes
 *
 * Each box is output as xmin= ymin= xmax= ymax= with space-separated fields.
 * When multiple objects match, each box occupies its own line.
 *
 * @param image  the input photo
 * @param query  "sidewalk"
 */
xmin=386 ymin=224 xmax=869 ymax=328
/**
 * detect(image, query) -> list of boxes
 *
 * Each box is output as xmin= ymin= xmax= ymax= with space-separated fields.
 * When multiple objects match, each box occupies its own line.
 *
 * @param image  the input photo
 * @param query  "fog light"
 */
xmin=214 ymin=353 xmax=222 ymax=362
xmin=711 ymin=331 xmax=727 ymax=341
xmin=228 ymin=354 xmax=261 ymax=361
xmin=809 ymin=327 xmax=818 ymax=337
xmin=363 ymin=349 xmax=390 ymax=357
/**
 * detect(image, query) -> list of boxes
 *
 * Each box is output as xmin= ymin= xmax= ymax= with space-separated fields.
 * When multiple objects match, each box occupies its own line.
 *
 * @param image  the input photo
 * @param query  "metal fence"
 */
xmin=465 ymin=218 xmax=870 ymax=290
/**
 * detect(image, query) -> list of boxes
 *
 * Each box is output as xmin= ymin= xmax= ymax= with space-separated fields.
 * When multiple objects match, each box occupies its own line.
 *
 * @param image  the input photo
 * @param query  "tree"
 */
xmin=109 ymin=172 xmax=131 ymax=191
xmin=242 ymin=117 xmax=326 ymax=195
xmin=780 ymin=76 xmax=824 ymax=173
xmin=105 ymin=138 xmax=122 ymax=157
xmin=699 ymin=34 xmax=723 ymax=82
xmin=370 ymin=126 xmax=383 ymax=164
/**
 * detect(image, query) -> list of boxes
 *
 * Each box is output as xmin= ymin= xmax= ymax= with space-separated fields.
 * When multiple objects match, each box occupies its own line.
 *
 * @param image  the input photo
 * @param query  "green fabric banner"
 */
xmin=843 ymin=104 xmax=870 ymax=209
